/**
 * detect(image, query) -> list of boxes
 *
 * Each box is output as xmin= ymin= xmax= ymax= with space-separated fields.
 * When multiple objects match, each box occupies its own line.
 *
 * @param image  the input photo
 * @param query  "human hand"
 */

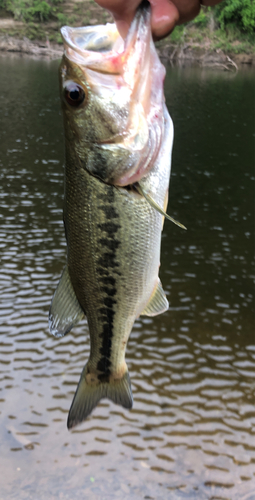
xmin=95 ymin=0 xmax=222 ymax=40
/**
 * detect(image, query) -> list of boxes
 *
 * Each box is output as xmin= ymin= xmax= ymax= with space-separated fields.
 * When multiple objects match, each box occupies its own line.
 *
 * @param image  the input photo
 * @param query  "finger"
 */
xmin=95 ymin=0 xmax=180 ymax=40
xmin=150 ymin=0 xmax=180 ymax=40
xmin=95 ymin=0 xmax=202 ymax=41
xmin=170 ymin=0 xmax=200 ymax=25
xmin=95 ymin=0 xmax=139 ymax=38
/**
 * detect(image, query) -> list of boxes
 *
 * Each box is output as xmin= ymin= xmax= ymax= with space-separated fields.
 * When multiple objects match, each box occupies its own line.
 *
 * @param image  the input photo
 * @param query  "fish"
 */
xmin=49 ymin=1 xmax=185 ymax=429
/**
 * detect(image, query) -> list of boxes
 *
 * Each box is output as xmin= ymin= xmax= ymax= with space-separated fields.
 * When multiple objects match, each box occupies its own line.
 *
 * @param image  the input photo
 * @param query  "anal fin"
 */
xmin=49 ymin=265 xmax=85 ymax=338
xmin=141 ymin=279 xmax=169 ymax=316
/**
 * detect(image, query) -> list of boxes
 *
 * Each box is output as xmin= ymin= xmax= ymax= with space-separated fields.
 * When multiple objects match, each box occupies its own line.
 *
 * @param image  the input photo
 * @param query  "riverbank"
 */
xmin=0 ymin=33 xmax=251 ymax=70
xmin=0 ymin=1 xmax=254 ymax=67
xmin=0 ymin=32 xmax=254 ymax=70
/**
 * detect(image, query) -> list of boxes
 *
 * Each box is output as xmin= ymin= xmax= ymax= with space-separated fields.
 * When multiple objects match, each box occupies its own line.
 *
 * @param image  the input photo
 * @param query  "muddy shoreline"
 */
xmin=0 ymin=32 xmax=254 ymax=68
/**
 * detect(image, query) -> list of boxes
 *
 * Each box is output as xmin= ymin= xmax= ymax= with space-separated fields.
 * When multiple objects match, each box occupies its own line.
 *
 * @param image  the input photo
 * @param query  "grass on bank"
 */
xmin=157 ymin=6 xmax=255 ymax=56
xmin=0 ymin=1 xmax=254 ymax=56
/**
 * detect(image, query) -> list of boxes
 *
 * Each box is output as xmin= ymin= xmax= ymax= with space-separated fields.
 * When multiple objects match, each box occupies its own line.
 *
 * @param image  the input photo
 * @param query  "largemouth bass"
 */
xmin=49 ymin=1 xmax=182 ymax=429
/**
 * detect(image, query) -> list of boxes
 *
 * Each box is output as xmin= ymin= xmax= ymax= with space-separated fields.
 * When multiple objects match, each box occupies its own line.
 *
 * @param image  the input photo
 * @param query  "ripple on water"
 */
xmin=0 ymin=58 xmax=254 ymax=500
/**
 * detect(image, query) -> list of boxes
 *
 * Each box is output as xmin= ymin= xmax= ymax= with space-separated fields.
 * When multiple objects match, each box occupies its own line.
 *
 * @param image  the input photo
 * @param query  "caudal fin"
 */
xmin=67 ymin=364 xmax=133 ymax=429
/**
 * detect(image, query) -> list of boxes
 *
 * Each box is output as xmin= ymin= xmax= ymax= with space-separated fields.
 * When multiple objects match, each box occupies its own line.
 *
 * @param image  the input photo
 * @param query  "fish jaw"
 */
xmin=60 ymin=2 xmax=167 ymax=186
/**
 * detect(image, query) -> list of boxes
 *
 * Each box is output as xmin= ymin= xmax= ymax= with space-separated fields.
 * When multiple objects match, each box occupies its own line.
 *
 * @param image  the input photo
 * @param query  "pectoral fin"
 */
xmin=141 ymin=279 xmax=169 ymax=316
xmin=49 ymin=265 xmax=85 ymax=338
xmin=136 ymin=183 xmax=187 ymax=230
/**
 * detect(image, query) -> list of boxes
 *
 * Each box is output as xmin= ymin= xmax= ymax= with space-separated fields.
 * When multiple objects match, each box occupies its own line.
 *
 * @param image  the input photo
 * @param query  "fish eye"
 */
xmin=64 ymin=82 xmax=86 ymax=107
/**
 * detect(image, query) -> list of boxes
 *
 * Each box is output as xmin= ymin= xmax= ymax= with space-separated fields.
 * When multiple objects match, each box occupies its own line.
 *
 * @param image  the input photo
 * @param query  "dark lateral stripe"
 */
xmin=99 ymin=276 xmax=116 ymax=286
xmin=96 ymin=186 xmax=121 ymax=377
xmin=97 ymin=221 xmax=120 ymax=235
xmin=99 ymin=205 xmax=119 ymax=220
xmin=99 ymin=237 xmax=120 ymax=252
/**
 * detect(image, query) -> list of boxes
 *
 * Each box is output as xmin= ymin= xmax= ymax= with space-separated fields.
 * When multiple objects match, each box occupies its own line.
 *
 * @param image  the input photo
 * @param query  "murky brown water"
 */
xmin=0 ymin=54 xmax=254 ymax=500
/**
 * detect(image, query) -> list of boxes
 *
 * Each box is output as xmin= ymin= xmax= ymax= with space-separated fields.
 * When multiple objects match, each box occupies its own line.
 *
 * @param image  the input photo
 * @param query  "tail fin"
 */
xmin=67 ymin=364 xmax=133 ymax=429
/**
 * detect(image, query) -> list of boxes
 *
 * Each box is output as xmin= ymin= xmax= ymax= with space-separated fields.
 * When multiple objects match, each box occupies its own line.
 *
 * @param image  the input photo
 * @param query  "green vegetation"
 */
xmin=0 ymin=0 xmax=63 ymax=22
xmin=1 ymin=0 xmax=255 ymax=32
xmin=0 ymin=0 xmax=254 ymax=55
xmin=164 ymin=2 xmax=255 ymax=56
xmin=215 ymin=0 xmax=255 ymax=34
xmin=187 ymin=0 xmax=255 ymax=34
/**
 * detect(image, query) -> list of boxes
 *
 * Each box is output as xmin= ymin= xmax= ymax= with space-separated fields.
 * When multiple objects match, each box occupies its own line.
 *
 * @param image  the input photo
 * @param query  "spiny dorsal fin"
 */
xmin=49 ymin=265 xmax=85 ymax=338
xmin=141 ymin=279 xmax=169 ymax=316
xmin=136 ymin=183 xmax=187 ymax=230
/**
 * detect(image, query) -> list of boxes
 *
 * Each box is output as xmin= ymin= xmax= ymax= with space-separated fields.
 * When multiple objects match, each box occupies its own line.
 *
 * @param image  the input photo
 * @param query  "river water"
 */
xmin=0 ymin=54 xmax=254 ymax=500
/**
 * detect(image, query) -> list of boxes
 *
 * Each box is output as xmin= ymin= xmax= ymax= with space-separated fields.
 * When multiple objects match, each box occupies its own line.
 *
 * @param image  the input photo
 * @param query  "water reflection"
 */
xmin=0 ymin=55 xmax=254 ymax=499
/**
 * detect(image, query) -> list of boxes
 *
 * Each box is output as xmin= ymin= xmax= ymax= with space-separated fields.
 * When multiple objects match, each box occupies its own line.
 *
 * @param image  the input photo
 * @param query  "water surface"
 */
xmin=0 ymin=54 xmax=254 ymax=499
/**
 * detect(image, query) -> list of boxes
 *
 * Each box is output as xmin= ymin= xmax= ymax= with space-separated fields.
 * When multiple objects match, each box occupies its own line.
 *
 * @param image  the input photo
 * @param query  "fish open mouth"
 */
xmin=60 ymin=24 xmax=122 ymax=71
xmin=61 ymin=2 xmax=167 ymax=187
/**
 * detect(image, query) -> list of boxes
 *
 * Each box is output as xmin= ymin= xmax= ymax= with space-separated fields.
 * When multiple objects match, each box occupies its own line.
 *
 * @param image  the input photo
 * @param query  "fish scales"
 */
xmin=49 ymin=1 xmax=175 ymax=428
xmin=65 ymin=152 xmax=162 ymax=374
